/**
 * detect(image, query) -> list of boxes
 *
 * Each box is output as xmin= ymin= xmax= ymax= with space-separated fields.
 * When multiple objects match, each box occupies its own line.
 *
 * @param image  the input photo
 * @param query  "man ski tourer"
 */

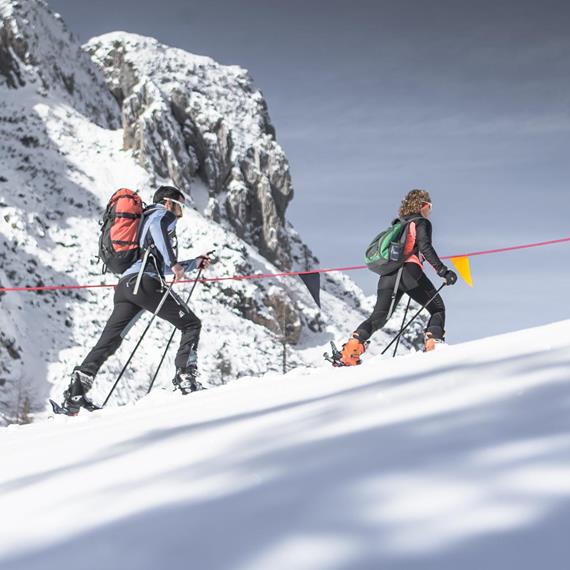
xmin=58 ymin=186 xmax=211 ymax=415
xmin=334 ymin=188 xmax=457 ymax=366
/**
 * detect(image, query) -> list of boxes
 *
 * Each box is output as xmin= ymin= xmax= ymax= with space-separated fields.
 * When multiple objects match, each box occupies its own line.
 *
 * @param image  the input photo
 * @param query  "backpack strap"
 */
xmin=387 ymin=216 xmax=422 ymax=318
xmin=397 ymin=216 xmax=422 ymax=256
xmin=132 ymin=248 xmax=151 ymax=296
xmin=398 ymin=215 xmax=422 ymax=231
xmin=131 ymin=207 xmax=159 ymax=295
xmin=137 ymin=206 xmax=159 ymax=249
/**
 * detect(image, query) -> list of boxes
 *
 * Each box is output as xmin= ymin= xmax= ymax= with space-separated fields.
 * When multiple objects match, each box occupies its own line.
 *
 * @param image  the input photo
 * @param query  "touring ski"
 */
xmin=49 ymin=398 xmax=101 ymax=416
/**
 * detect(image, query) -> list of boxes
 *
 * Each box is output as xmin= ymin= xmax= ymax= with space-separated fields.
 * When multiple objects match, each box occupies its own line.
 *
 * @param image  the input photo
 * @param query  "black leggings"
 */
xmin=79 ymin=274 xmax=201 ymax=377
xmin=355 ymin=263 xmax=445 ymax=342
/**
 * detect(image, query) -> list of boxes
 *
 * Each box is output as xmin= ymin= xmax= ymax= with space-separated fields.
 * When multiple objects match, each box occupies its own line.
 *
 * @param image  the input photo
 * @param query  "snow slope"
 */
xmin=1 ymin=320 xmax=569 ymax=570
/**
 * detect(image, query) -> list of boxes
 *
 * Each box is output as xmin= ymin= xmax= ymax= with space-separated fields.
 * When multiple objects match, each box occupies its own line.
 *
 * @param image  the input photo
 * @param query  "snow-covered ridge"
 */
xmin=1 ymin=320 xmax=569 ymax=569
xmin=0 ymin=0 xmax=119 ymax=127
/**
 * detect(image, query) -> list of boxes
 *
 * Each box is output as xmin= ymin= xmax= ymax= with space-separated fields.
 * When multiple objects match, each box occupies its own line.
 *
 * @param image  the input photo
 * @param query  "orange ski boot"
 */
xmin=424 ymin=332 xmax=444 ymax=352
xmin=340 ymin=336 xmax=367 ymax=366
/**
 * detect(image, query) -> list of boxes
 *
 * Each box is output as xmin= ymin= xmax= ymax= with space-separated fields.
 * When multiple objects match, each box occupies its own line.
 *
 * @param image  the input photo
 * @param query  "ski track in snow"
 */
xmin=1 ymin=320 xmax=570 ymax=570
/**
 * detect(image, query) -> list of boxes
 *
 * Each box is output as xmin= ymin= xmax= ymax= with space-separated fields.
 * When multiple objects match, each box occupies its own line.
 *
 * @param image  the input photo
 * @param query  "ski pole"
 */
xmin=381 ymin=283 xmax=446 ymax=356
xmin=147 ymin=251 xmax=214 ymax=394
xmin=392 ymin=295 xmax=411 ymax=358
xmin=147 ymin=269 xmax=203 ymax=394
xmin=102 ymin=282 xmax=175 ymax=407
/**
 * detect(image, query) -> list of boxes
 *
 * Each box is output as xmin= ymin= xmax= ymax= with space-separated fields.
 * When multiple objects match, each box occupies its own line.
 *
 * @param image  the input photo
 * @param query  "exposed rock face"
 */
xmin=0 ymin=0 xmax=119 ymax=128
xmin=85 ymin=33 xmax=294 ymax=269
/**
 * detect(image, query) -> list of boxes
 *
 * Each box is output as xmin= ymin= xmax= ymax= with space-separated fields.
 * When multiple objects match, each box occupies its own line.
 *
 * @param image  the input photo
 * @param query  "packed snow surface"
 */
xmin=1 ymin=321 xmax=570 ymax=570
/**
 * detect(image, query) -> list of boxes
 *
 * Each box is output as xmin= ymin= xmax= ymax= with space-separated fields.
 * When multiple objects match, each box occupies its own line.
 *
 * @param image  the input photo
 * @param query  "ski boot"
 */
xmin=424 ymin=332 xmax=445 ymax=352
xmin=340 ymin=335 xmax=368 ymax=366
xmin=172 ymin=366 xmax=203 ymax=395
xmin=50 ymin=370 xmax=97 ymax=416
xmin=324 ymin=335 xmax=368 ymax=367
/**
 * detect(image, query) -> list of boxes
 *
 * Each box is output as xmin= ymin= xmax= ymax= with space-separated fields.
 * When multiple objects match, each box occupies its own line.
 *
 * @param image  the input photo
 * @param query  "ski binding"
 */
xmin=323 ymin=341 xmax=346 ymax=367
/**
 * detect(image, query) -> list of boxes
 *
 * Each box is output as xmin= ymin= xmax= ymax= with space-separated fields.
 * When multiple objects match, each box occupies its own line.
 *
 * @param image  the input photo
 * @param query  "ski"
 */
xmin=49 ymin=398 xmax=101 ymax=416
xmin=49 ymin=399 xmax=78 ymax=416
xmin=172 ymin=380 xmax=207 ymax=394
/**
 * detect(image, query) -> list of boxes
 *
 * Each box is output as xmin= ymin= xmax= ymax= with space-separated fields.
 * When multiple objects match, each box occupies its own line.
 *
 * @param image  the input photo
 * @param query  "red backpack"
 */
xmin=98 ymin=188 xmax=144 ymax=275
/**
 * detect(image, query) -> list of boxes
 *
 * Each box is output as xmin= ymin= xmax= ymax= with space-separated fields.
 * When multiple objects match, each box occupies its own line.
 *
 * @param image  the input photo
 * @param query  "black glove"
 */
xmin=442 ymin=269 xmax=458 ymax=286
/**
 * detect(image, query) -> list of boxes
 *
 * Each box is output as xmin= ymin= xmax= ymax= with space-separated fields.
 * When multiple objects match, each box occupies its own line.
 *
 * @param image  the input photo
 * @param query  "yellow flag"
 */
xmin=450 ymin=256 xmax=473 ymax=287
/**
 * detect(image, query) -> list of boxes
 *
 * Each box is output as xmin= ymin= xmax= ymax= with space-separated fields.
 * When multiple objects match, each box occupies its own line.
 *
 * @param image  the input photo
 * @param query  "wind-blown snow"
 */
xmin=1 ymin=321 xmax=569 ymax=569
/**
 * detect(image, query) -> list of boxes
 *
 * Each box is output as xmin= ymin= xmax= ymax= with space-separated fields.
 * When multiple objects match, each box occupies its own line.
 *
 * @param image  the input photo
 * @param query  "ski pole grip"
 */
xmin=204 ymin=250 xmax=216 ymax=264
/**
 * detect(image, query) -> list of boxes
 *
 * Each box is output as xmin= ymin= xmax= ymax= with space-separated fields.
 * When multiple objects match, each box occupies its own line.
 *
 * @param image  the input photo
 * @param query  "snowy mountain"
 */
xmin=0 ymin=0 xmax=426 ymax=425
xmin=1 ymin=320 xmax=569 ymax=569
xmin=85 ymin=31 xmax=295 ymax=270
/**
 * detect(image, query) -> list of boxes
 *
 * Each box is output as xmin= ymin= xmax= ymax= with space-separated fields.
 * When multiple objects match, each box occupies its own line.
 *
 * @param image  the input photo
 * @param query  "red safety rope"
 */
xmin=442 ymin=236 xmax=570 ymax=259
xmin=1 ymin=237 xmax=569 ymax=294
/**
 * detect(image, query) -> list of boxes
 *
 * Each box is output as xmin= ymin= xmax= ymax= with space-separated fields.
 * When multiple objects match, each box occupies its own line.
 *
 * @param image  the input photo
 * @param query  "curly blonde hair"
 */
xmin=399 ymin=189 xmax=432 ymax=217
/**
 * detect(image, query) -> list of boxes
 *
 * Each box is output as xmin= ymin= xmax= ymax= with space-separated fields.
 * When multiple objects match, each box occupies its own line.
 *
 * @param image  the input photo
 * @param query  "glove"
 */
xmin=196 ymin=253 xmax=212 ymax=270
xmin=442 ymin=269 xmax=458 ymax=286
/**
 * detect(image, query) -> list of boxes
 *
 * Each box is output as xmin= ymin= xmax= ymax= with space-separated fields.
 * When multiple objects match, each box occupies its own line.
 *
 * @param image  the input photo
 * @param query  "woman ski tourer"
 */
xmin=337 ymin=188 xmax=457 ymax=366
xmin=57 ymin=186 xmax=211 ymax=415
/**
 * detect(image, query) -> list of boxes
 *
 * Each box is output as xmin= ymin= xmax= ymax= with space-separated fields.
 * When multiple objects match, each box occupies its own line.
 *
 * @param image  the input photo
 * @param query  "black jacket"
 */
xmin=403 ymin=215 xmax=447 ymax=275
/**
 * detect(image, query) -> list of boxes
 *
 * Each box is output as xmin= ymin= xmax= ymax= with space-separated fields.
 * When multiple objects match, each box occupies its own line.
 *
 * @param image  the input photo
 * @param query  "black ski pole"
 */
xmin=393 ymin=295 xmax=411 ymax=358
xmin=102 ymin=282 xmax=175 ymax=407
xmin=147 ymin=268 xmax=204 ymax=394
xmin=381 ymin=283 xmax=446 ymax=356
xmin=147 ymin=251 xmax=214 ymax=394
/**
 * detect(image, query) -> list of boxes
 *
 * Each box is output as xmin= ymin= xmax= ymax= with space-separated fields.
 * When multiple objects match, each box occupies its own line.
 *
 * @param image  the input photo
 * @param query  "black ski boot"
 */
xmin=172 ymin=366 xmax=203 ymax=395
xmin=50 ymin=370 xmax=98 ymax=416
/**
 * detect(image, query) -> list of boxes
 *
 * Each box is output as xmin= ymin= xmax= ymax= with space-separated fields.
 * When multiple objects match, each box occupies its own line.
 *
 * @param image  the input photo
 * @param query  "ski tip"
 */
xmin=323 ymin=352 xmax=344 ymax=367
xmin=49 ymin=399 xmax=78 ymax=417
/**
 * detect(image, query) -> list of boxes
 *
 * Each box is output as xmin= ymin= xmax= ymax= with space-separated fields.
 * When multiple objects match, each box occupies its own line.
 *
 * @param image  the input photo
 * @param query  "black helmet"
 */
xmin=153 ymin=185 xmax=185 ymax=204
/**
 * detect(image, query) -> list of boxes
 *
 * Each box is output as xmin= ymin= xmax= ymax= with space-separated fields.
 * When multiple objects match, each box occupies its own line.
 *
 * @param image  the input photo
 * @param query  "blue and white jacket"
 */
xmin=122 ymin=204 xmax=198 ymax=280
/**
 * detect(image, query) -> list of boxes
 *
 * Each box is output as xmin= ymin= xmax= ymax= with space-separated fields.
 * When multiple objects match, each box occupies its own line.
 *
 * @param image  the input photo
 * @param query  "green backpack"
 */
xmin=364 ymin=217 xmax=421 ymax=275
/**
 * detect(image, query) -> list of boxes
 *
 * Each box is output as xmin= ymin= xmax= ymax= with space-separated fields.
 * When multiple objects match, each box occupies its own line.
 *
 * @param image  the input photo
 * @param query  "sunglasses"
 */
xmin=166 ymin=198 xmax=187 ymax=217
xmin=168 ymin=198 xmax=187 ymax=209
xmin=422 ymin=202 xmax=432 ymax=211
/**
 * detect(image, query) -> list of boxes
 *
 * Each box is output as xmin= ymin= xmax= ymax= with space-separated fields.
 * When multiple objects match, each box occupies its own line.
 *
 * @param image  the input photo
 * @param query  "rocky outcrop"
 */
xmin=85 ymin=33 xmax=294 ymax=269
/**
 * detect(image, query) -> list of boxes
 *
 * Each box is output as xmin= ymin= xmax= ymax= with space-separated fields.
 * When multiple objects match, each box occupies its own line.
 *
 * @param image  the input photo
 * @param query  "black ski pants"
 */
xmin=355 ymin=263 xmax=445 ymax=342
xmin=79 ymin=274 xmax=201 ymax=377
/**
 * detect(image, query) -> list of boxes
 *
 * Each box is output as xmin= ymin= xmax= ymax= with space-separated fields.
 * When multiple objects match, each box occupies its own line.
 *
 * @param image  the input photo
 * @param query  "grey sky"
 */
xmin=49 ymin=0 xmax=570 ymax=342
